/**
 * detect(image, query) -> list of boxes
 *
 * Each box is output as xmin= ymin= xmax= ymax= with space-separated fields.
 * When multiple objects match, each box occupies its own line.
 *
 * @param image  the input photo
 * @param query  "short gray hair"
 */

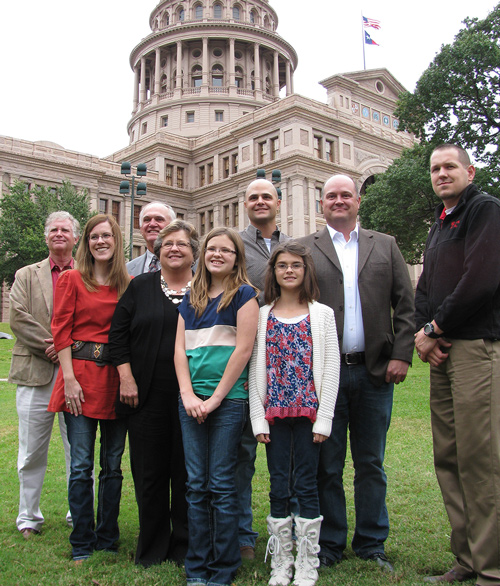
xmin=44 ymin=211 xmax=80 ymax=239
xmin=139 ymin=201 xmax=176 ymax=227
xmin=153 ymin=219 xmax=200 ymax=262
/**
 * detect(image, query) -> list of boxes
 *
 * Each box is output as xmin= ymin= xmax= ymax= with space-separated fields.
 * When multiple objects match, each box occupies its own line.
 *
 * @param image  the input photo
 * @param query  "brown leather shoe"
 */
xmin=240 ymin=545 xmax=255 ymax=560
xmin=20 ymin=528 xmax=40 ymax=540
xmin=424 ymin=568 xmax=476 ymax=583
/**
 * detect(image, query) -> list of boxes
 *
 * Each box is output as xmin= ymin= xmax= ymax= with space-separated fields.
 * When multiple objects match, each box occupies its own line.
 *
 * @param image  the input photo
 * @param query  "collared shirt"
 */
xmin=49 ymin=257 xmax=74 ymax=301
xmin=326 ymin=224 xmax=365 ymax=353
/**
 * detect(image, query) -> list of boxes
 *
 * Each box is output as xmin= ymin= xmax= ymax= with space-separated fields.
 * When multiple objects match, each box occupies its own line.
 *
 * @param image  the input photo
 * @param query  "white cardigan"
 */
xmin=249 ymin=301 xmax=340 ymax=438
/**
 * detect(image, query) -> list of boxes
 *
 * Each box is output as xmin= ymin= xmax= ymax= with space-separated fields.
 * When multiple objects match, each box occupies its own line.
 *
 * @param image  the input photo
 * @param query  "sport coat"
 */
xmin=299 ymin=227 xmax=415 ymax=386
xmin=9 ymin=258 xmax=56 ymax=386
xmin=126 ymin=252 xmax=148 ymax=277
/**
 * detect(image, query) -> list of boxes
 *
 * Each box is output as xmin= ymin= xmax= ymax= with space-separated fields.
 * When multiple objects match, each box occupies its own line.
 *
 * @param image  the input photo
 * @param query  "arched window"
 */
xmin=232 ymin=5 xmax=240 ymax=20
xmin=265 ymin=76 xmax=271 ymax=94
xmin=161 ymin=12 xmax=170 ymax=27
xmin=213 ymin=2 xmax=222 ymax=18
xmin=212 ymin=64 xmax=224 ymax=86
xmin=178 ymin=7 xmax=185 ymax=22
xmin=251 ymin=70 xmax=255 ymax=90
xmin=194 ymin=4 xmax=203 ymax=19
xmin=192 ymin=65 xmax=202 ymax=87
xmin=250 ymin=9 xmax=257 ymax=24
xmin=161 ymin=74 xmax=167 ymax=93
xmin=235 ymin=66 xmax=244 ymax=88
xmin=264 ymin=15 xmax=271 ymax=29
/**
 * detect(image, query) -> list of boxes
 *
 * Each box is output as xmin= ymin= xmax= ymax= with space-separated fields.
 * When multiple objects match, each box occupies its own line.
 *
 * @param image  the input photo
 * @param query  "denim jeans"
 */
xmin=64 ymin=413 xmax=127 ymax=560
xmin=179 ymin=396 xmax=247 ymax=586
xmin=235 ymin=415 xmax=259 ymax=547
xmin=266 ymin=417 xmax=321 ymax=519
xmin=318 ymin=363 xmax=393 ymax=561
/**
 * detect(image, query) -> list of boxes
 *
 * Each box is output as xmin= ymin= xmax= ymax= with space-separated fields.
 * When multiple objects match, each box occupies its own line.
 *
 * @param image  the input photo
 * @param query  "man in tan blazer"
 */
xmin=9 ymin=211 xmax=80 ymax=538
xmin=299 ymin=175 xmax=414 ymax=572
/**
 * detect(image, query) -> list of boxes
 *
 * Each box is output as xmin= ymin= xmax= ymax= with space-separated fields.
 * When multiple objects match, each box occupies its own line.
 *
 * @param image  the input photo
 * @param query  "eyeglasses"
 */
xmin=275 ymin=262 xmax=306 ymax=271
xmin=162 ymin=241 xmax=191 ymax=250
xmin=89 ymin=233 xmax=114 ymax=242
xmin=205 ymin=246 xmax=237 ymax=256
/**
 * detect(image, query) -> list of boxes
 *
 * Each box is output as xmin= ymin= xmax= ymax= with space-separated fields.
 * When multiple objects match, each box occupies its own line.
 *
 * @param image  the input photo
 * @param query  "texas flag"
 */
xmin=364 ymin=31 xmax=379 ymax=46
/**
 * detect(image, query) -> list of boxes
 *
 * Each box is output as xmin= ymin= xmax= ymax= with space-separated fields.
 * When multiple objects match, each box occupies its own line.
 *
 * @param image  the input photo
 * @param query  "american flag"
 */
xmin=363 ymin=16 xmax=381 ymax=30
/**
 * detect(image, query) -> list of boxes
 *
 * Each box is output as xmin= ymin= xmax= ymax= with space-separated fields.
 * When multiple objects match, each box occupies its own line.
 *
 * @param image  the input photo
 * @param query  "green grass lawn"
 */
xmin=0 ymin=324 xmax=462 ymax=585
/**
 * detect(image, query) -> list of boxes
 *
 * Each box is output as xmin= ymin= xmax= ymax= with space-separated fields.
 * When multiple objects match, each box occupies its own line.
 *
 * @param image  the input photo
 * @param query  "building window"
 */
xmin=177 ymin=212 xmax=184 ymax=220
xmin=215 ymin=110 xmax=224 ymax=122
xmin=99 ymin=198 xmax=108 ymax=214
xmin=314 ymin=136 xmax=322 ymax=158
xmin=177 ymin=167 xmax=184 ymax=188
xmin=192 ymin=65 xmax=202 ymax=87
xmin=232 ymin=202 xmax=239 ymax=227
xmin=134 ymin=205 xmax=142 ymax=229
xmin=223 ymin=205 xmax=230 ymax=226
xmin=232 ymin=5 xmax=240 ymax=20
xmin=208 ymin=209 xmax=214 ymax=230
xmin=166 ymin=164 xmax=173 ymax=185
xmin=199 ymin=166 xmax=206 ymax=186
xmin=250 ymin=9 xmax=256 ymax=23
xmin=326 ymin=139 xmax=335 ymax=162
xmin=161 ymin=115 xmax=168 ymax=127
xmin=133 ymin=245 xmax=142 ymax=259
xmin=223 ymin=157 xmax=230 ymax=178
xmin=212 ymin=65 xmax=224 ymax=86
xmin=112 ymin=201 xmax=120 ymax=223
xmin=208 ymin=163 xmax=214 ymax=184
xmin=186 ymin=111 xmax=195 ymax=123
xmin=194 ymin=4 xmax=203 ymax=19
xmin=270 ymin=137 xmax=279 ymax=160
xmin=232 ymin=153 xmax=238 ymax=174
xmin=200 ymin=212 xmax=206 ymax=236
xmin=235 ymin=66 xmax=244 ymax=88
xmin=315 ymin=188 xmax=322 ymax=213
xmin=178 ymin=8 xmax=185 ymax=21
xmin=142 ymin=122 xmax=148 ymax=135
xmin=258 ymin=141 xmax=266 ymax=164
xmin=213 ymin=3 xmax=222 ymax=18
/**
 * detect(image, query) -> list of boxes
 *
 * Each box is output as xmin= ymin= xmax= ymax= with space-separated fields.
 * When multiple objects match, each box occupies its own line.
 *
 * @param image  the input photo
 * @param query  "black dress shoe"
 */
xmin=365 ymin=552 xmax=394 ymax=572
xmin=319 ymin=554 xmax=342 ymax=568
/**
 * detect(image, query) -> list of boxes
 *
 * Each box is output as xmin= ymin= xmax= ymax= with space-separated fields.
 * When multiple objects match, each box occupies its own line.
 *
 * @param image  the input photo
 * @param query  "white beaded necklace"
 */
xmin=160 ymin=275 xmax=191 ymax=305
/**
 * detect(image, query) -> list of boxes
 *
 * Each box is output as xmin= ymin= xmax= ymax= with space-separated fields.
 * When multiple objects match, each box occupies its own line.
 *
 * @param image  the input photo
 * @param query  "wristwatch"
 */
xmin=423 ymin=322 xmax=440 ymax=339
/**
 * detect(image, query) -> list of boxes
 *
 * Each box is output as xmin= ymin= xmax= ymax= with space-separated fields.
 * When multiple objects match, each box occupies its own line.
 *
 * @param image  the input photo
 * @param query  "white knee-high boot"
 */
xmin=293 ymin=515 xmax=323 ymax=586
xmin=265 ymin=515 xmax=294 ymax=586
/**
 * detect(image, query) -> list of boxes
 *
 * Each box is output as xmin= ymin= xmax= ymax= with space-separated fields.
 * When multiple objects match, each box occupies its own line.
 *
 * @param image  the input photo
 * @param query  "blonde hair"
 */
xmin=75 ymin=214 xmax=130 ymax=298
xmin=190 ymin=227 xmax=257 ymax=317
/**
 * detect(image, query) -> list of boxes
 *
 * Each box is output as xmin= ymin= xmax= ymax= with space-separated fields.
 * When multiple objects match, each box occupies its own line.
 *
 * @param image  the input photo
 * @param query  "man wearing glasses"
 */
xmin=299 ymin=174 xmax=414 ymax=572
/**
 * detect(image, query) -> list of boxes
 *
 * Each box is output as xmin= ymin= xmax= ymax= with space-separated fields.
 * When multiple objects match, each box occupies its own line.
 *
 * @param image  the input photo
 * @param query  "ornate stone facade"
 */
xmin=0 ymin=0 xmax=416 ymax=321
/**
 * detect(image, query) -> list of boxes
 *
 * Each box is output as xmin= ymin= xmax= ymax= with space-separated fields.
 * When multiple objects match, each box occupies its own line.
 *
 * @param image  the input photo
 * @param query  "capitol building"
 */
xmin=0 ymin=0 xmax=416 ymax=320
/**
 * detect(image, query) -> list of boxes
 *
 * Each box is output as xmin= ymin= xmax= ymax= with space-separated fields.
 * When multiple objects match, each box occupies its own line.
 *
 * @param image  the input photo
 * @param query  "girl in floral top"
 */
xmin=249 ymin=241 xmax=340 ymax=586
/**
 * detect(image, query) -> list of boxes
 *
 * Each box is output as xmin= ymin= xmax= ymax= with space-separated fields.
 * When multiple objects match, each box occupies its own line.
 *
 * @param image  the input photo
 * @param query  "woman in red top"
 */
xmin=48 ymin=214 xmax=130 ymax=562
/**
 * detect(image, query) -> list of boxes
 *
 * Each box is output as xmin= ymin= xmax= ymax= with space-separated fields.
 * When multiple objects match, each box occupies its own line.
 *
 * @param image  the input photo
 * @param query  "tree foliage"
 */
xmin=359 ymin=143 xmax=439 ymax=265
xmin=0 ymin=181 xmax=93 ymax=285
xmin=360 ymin=4 xmax=500 ymax=262
xmin=395 ymin=3 xmax=500 ymax=180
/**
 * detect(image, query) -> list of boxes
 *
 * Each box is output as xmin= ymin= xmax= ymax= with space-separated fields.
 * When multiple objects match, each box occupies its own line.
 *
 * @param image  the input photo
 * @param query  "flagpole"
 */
xmin=361 ymin=12 xmax=366 ymax=70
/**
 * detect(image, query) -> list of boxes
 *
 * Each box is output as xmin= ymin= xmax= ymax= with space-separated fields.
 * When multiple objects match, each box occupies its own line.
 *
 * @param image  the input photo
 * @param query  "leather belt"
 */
xmin=341 ymin=352 xmax=365 ymax=366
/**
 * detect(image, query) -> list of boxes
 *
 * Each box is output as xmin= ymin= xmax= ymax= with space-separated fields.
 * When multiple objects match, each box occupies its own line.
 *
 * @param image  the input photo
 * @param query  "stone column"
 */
xmin=273 ymin=50 xmax=279 ymax=98
xmin=285 ymin=61 xmax=291 ymax=96
xmin=202 ymin=37 xmax=209 ymax=86
xmin=229 ymin=38 xmax=235 ymax=86
xmin=176 ymin=41 xmax=183 ymax=89
xmin=254 ymin=42 xmax=261 ymax=95
xmin=133 ymin=65 xmax=140 ymax=110
xmin=140 ymin=56 xmax=147 ymax=103
xmin=154 ymin=47 xmax=161 ymax=95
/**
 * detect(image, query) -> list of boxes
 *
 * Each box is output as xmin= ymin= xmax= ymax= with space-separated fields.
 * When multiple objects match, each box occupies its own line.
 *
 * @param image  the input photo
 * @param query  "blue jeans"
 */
xmin=64 ymin=413 xmax=127 ymax=560
xmin=318 ymin=363 xmax=393 ymax=561
xmin=179 ymin=396 xmax=247 ymax=586
xmin=235 ymin=414 xmax=259 ymax=547
xmin=266 ymin=417 xmax=321 ymax=519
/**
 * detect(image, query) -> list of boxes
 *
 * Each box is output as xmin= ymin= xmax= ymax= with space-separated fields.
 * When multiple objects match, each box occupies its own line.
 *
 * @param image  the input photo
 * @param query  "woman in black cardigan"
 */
xmin=109 ymin=219 xmax=199 ymax=567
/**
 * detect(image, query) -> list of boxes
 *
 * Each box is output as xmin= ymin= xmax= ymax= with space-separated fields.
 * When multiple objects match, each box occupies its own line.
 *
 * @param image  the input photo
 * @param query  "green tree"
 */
xmin=0 ymin=180 xmax=93 ymax=285
xmin=395 ymin=3 xmax=500 ymax=178
xmin=359 ymin=143 xmax=439 ymax=265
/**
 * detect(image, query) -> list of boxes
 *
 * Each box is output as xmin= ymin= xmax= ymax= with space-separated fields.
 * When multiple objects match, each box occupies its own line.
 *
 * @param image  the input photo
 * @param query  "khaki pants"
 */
xmin=430 ymin=338 xmax=500 ymax=586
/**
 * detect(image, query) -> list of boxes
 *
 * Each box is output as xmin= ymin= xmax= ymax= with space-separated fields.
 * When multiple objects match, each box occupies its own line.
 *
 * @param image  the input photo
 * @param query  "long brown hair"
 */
xmin=75 ymin=214 xmax=130 ymax=297
xmin=264 ymin=241 xmax=320 ymax=305
xmin=190 ymin=227 xmax=257 ymax=317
